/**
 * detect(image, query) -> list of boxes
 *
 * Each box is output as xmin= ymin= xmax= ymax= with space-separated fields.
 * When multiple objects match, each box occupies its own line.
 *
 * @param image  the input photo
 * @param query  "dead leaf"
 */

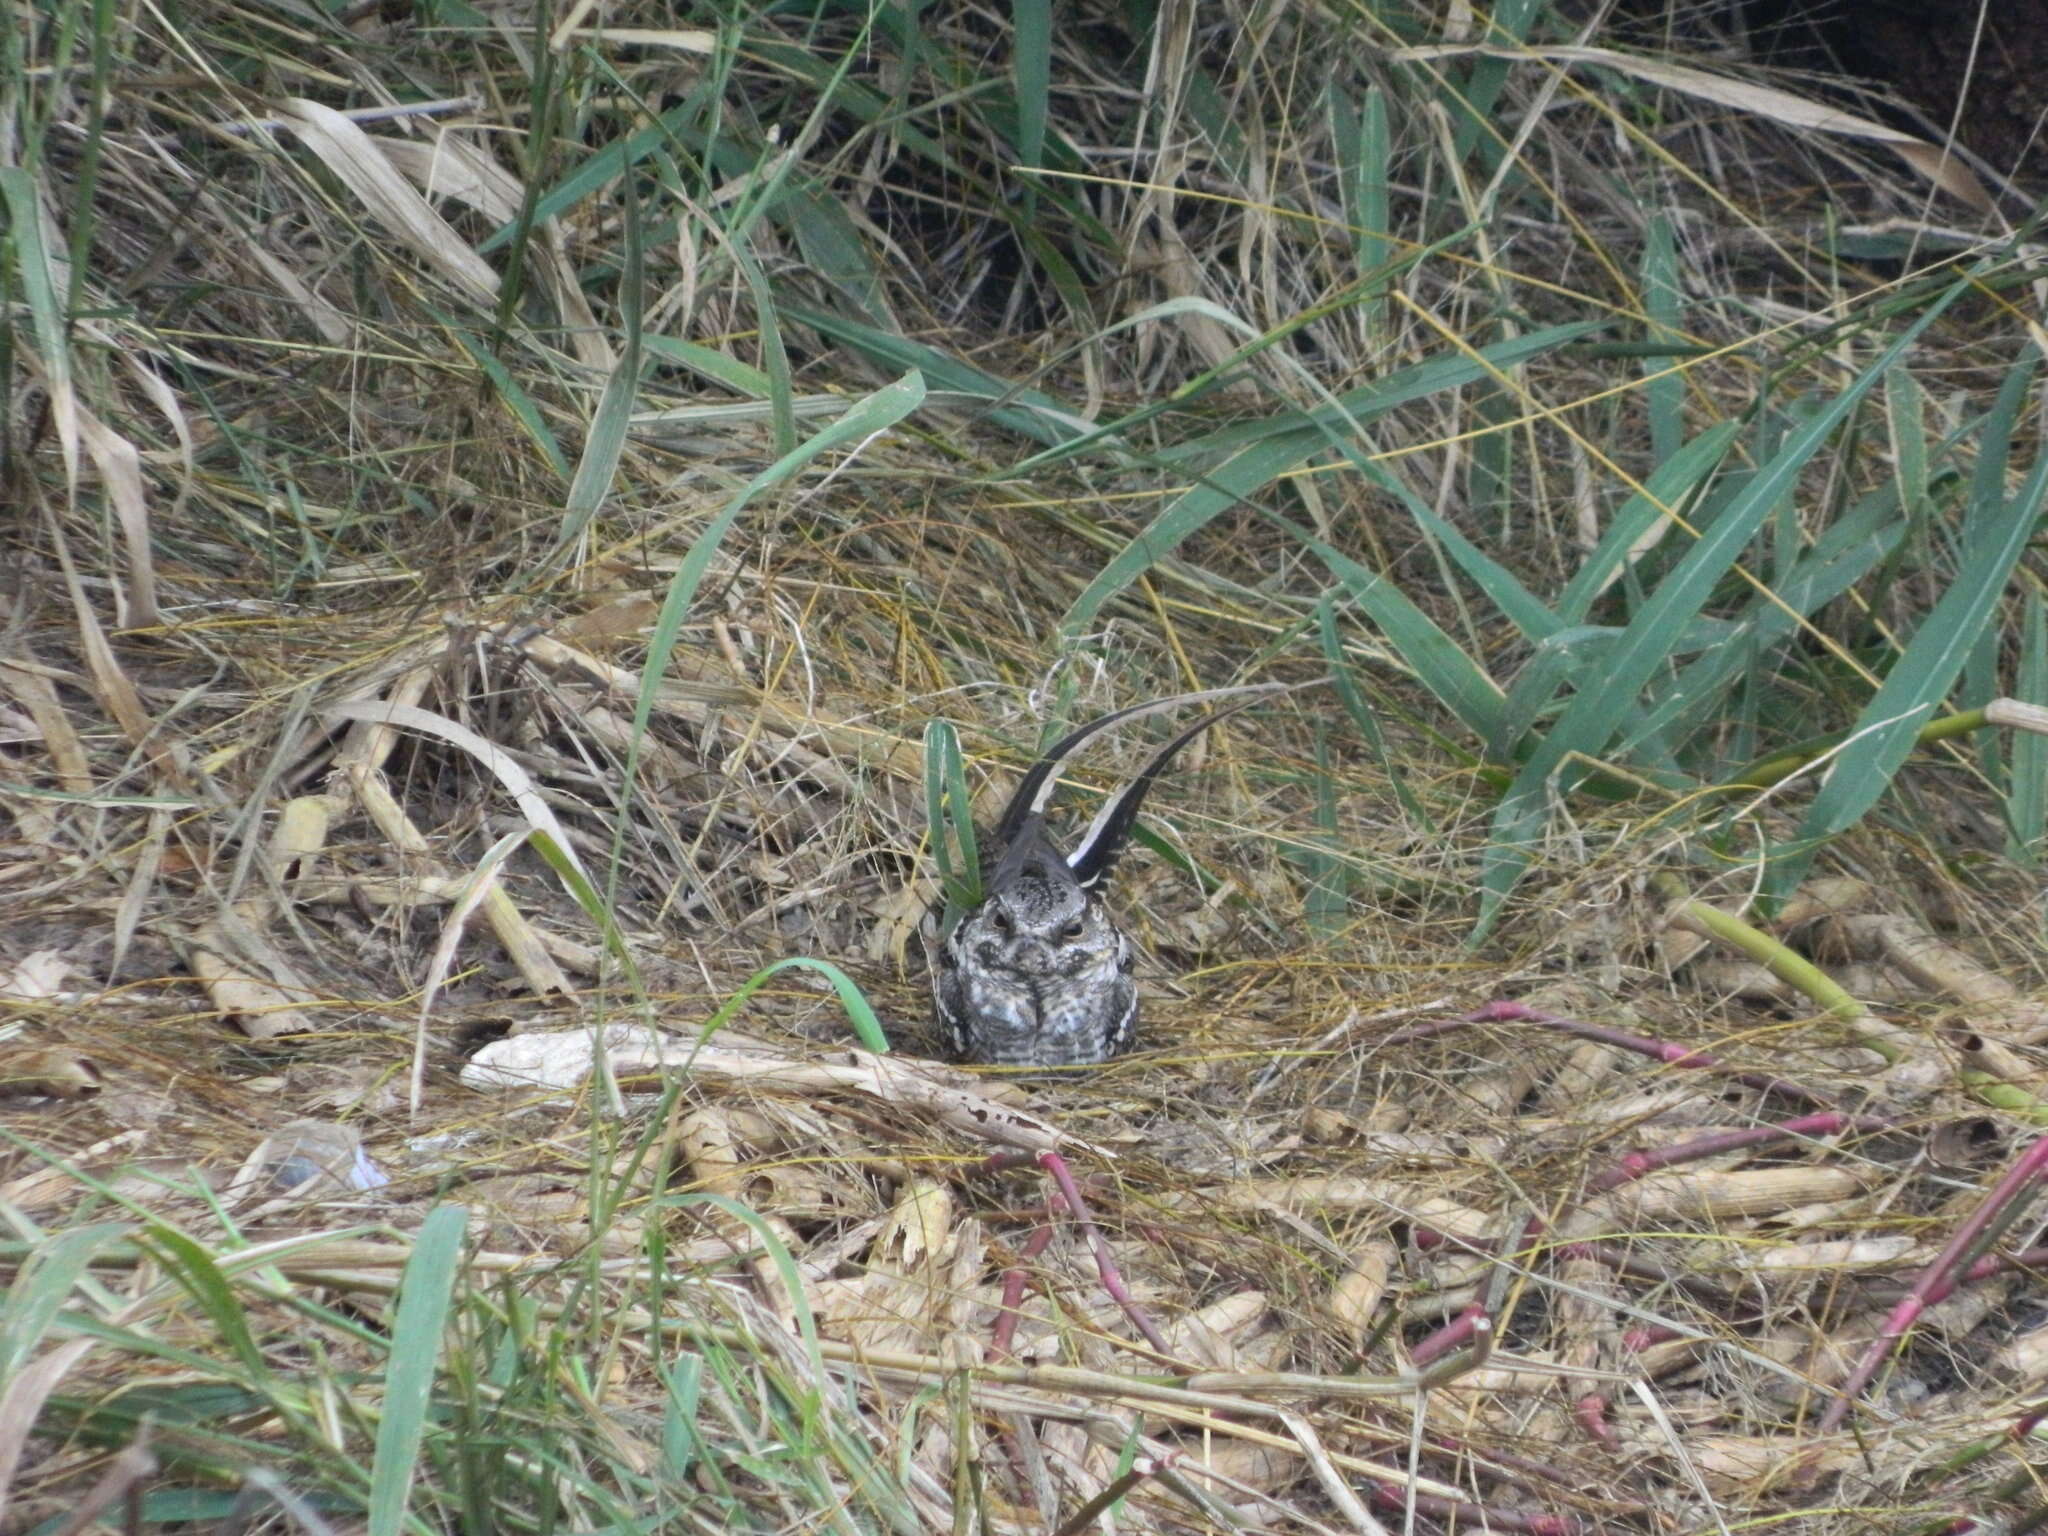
xmin=0 ymin=1047 xmax=103 ymax=1099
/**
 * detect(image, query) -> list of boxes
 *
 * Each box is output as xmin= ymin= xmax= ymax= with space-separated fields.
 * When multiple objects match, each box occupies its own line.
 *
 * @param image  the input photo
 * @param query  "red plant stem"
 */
xmin=988 ymin=1222 xmax=1059 ymax=1363
xmin=1036 ymin=1151 xmax=1180 ymax=1362
xmin=1411 ymin=1303 xmax=1487 ymax=1367
xmin=1820 ymin=1132 xmax=2048 ymax=1434
xmin=1898 ymin=1244 xmax=2048 ymax=1305
xmin=1386 ymin=1000 xmax=1843 ymax=1108
xmin=1417 ymin=1311 xmax=1495 ymax=1386
xmin=972 ymin=1148 xmax=1183 ymax=1364
xmin=1587 ymin=1111 xmax=1882 ymax=1191
xmin=1369 ymin=1481 xmax=1580 ymax=1536
xmin=1574 ymin=1393 xmax=1618 ymax=1450
xmin=1415 ymin=1111 xmax=1867 ymax=1373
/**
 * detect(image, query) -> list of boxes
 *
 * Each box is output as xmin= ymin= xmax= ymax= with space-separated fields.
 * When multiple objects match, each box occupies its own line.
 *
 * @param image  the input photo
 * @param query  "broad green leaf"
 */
xmin=1965 ymin=346 xmax=2037 ymax=544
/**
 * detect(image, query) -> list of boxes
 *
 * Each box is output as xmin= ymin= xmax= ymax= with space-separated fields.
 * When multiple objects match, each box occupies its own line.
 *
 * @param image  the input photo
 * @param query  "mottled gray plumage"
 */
xmin=933 ymin=687 xmax=1275 ymax=1068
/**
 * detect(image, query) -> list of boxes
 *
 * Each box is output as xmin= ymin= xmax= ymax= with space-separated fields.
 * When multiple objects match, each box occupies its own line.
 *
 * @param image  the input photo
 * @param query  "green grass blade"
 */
xmin=1303 ymin=728 xmax=1350 ymax=938
xmin=0 ymin=1222 xmax=129 ymax=1380
xmin=1353 ymin=451 xmax=1557 ymax=642
xmin=367 ymin=1203 xmax=468 ymax=1536
xmin=1058 ymin=426 xmax=1316 ymax=635
xmin=2010 ymin=589 xmax=2047 ymax=867
xmin=1330 ymin=83 xmax=1392 ymax=341
xmin=1478 ymin=281 xmax=1971 ymax=934
xmin=1148 ymin=321 xmax=1604 ymax=466
xmin=999 ymin=286 xmax=1552 ymax=481
xmin=628 ymin=369 xmax=926 ymax=768
xmin=1556 ymin=420 xmax=1740 ymax=624
xmin=1966 ymin=341 xmax=2036 ymax=522
xmin=136 ymin=1226 xmax=270 ymax=1380
xmin=660 ymin=1353 xmax=705 ymax=1477
xmin=782 ymin=182 xmax=890 ymax=328
xmin=1319 ymin=597 xmax=1435 ymax=830
xmin=669 ymin=1191 xmax=825 ymax=1424
xmin=1886 ymin=364 xmax=1928 ymax=519
xmin=733 ymin=240 xmax=795 ymax=457
xmin=924 ymin=718 xmax=981 ymax=910
xmin=780 ymin=302 xmax=1088 ymax=447
xmin=1642 ymin=212 xmax=1683 ymax=467
xmin=1778 ymin=376 xmax=2048 ymax=894
xmin=1058 ymin=324 xmax=1602 ymax=640
xmin=477 ymin=92 xmax=701 ymax=256
xmin=1286 ymin=516 xmax=1506 ymax=743
xmin=1012 ymin=0 xmax=1050 ymax=218
xmin=1448 ymin=0 xmax=1542 ymax=166
xmin=0 ymin=166 xmax=76 ymax=481
xmin=1627 ymin=480 xmax=1912 ymax=765
xmin=691 ymin=955 xmax=891 ymax=1053
xmin=642 ymin=333 xmax=774 ymax=397
xmin=447 ymin=321 xmax=571 ymax=480
xmin=552 ymin=178 xmax=643 ymax=557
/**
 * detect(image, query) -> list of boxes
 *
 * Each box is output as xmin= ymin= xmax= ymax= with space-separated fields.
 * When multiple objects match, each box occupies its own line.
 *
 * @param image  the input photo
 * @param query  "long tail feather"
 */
xmin=1066 ymin=693 xmax=1268 ymax=889
xmin=988 ymin=683 xmax=1284 ymax=854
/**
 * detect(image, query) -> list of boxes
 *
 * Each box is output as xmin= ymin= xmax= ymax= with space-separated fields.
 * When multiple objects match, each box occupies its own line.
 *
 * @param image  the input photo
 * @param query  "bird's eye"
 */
xmin=1061 ymin=918 xmax=1085 ymax=940
xmin=991 ymin=908 xmax=1012 ymax=934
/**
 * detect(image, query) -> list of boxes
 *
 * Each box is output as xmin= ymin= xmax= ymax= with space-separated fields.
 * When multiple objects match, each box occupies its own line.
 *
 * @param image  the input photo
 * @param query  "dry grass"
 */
xmin=6 ymin=0 xmax=2048 ymax=1531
